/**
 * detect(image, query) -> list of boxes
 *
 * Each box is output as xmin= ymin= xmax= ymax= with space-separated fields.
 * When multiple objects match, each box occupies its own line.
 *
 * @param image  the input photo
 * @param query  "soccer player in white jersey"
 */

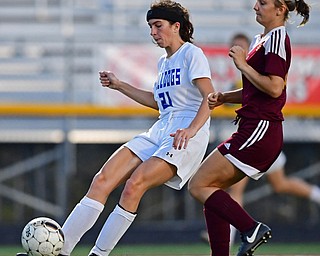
xmin=16 ymin=1 xmax=214 ymax=256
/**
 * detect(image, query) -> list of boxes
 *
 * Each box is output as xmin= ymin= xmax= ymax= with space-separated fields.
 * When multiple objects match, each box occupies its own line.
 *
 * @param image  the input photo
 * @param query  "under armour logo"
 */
xmin=166 ymin=152 xmax=173 ymax=158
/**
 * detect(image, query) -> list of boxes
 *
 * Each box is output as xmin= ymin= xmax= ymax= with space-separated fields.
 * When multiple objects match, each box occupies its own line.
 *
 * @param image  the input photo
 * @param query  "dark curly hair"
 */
xmin=148 ymin=0 xmax=194 ymax=43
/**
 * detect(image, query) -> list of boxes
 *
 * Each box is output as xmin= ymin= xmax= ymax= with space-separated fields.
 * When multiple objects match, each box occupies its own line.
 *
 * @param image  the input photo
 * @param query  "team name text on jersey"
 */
xmin=156 ymin=68 xmax=181 ymax=90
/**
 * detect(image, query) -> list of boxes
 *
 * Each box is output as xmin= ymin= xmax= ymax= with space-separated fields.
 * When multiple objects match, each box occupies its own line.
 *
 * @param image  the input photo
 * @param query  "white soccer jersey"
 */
xmin=153 ymin=42 xmax=212 ymax=118
xmin=125 ymin=42 xmax=212 ymax=190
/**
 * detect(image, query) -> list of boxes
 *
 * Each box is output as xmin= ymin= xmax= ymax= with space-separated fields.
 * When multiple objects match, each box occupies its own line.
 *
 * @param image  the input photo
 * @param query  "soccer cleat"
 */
xmin=237 ymin=222 xmax=272 ymax=256
xmin=88 ymin=254 xmax=98 ymax=256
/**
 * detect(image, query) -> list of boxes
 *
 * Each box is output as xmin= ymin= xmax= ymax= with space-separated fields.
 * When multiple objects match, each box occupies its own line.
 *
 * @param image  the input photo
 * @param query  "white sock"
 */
xmin=230 ymin=225 xmax=237 ymax=248
xmin=60 ymin=197 xmax=104 ymax=255
xmin=310 ymin=186 xmax=320 ymax=204
xmin=89 ymin=204 xmax=137 ymax=256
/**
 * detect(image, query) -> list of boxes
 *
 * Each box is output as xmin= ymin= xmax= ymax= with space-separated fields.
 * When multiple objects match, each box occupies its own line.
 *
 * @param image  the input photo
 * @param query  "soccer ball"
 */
xmin=21 ymin=217 xmax=64 ymax=256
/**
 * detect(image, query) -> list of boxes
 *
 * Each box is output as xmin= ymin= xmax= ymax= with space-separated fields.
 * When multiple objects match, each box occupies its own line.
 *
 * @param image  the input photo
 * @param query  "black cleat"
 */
xmin=88 ymin=254 xmax=98 ymax=256
xmin=237 ymin=222 xmax=272 ymax=256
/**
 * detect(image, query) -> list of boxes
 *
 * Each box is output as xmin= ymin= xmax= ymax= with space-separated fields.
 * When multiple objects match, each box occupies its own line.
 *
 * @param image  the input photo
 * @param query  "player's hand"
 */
xmin=208 ymin=92 xmax=224 ymax=110
xmin=99 ymin=71 xmax=120 ymax=90
xmin=229 ymin=45 xmax=247 ymax=71
xmin=170 ymin=127 xmax=196 ymax=150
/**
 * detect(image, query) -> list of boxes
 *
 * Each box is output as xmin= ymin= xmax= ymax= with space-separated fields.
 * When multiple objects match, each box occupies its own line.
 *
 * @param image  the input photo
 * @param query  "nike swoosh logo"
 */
xmin=247 ymin=223 xmax=262 ymax=243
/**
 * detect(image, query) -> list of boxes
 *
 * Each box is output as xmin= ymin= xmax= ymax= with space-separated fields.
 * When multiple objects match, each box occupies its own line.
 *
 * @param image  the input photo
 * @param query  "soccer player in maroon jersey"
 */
xmin=188 ymin=1 xmax=311 ymax=256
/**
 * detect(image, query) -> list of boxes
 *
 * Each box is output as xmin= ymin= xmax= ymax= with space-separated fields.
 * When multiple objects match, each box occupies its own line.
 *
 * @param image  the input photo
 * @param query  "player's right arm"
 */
xmin=99 ymin=71 xmax=158 ymax=110
xmin=208 ymin=88 xmax=242 ymax=110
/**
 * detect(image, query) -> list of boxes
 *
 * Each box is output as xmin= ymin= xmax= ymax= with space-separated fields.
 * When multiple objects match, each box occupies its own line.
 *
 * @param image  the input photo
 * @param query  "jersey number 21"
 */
xmin=158 ymin=91 xmax=173 ymax=109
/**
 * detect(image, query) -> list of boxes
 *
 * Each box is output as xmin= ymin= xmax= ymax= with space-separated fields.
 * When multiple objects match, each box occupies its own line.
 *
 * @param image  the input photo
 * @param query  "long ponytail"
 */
xmin=277 ymin=0 xmax=310 ymax=26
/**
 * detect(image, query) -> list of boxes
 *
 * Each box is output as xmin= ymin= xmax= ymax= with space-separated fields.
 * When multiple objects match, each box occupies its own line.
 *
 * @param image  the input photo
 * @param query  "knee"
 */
xmin=122 ymin=177 xmax=144 ymax=200
xmin=188 ymin=183 xmax=210 ymax=204
xmin=188 ymin=180 xmax=201 ymax=200
xmin=188 ymin=186 xmax=198 ymax=199
xmin=269 ymin=178 xmax=289 ymax=194
xmin=90 ymin=172 xmax=112 ymax=196
xmin=92 ymin=172 xmax=106 ymax=187
xmin=271 ymin=183 xmax=285 ymax=194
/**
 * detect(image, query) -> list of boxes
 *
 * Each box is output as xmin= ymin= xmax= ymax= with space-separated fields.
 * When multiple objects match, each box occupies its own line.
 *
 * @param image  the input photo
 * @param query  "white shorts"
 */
xmin=267 ymin=151 xmax=287 ymax=174
xmin=124 ymin=113 xmax=210 ymax=190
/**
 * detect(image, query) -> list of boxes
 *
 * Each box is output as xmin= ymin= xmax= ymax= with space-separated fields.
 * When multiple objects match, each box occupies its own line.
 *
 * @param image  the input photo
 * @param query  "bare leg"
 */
xmin=90 ymin=157 xmax=177 ymax=256
xmin=61 ymin=147 xmax=141 ymax=255
xmin=267 ymin=167 xmax=311 ymax=197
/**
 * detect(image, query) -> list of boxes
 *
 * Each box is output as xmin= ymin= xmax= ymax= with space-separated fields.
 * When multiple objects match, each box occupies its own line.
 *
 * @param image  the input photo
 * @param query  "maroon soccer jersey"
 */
xmin=236 ymin=26 xmax=291 ymax=121
xmin=218 ymin=27 xmax=291 ymax=177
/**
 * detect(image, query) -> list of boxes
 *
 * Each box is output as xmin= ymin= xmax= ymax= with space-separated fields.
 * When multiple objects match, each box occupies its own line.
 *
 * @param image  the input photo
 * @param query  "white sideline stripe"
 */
xmin=0 ymin=129 xmax=144 ymax=143
xmin=68 ymin=129 xmax=144 ymax=143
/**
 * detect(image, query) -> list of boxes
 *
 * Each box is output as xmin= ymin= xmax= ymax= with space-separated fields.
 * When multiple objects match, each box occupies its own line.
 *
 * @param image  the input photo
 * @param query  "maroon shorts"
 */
xmin=217 ymin=118 xmax=283 ymax=180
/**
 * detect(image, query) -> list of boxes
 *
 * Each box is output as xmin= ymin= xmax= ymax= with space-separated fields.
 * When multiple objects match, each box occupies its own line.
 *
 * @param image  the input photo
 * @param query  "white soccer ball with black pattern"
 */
xmin=21 ymin=217 xmax=64 ymax=256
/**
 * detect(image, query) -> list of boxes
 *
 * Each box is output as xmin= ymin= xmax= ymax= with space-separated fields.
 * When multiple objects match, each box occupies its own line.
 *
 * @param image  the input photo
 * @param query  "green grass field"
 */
xmin=2 ymin=243 xmax=320 ymax=256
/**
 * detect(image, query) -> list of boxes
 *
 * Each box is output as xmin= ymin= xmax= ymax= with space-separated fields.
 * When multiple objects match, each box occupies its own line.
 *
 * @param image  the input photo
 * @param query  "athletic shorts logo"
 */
xmin=166 ymin=152 xmax=173 ymax=158
xmin=224 ymin=143 xmax=231 ymax=150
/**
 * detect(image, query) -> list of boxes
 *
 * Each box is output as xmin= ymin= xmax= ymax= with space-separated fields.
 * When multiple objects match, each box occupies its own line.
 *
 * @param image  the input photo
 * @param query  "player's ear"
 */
xmin=173 ymin=22 xmax=180 ymax=33
xmin=276 ymin=5 xmax=286 ymax=16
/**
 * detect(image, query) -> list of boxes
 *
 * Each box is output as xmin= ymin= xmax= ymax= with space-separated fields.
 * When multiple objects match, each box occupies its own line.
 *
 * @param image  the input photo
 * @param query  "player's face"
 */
xmin=253 ymin=0 xmax=284 ymax=30
xmin=148 ymin=19 xmax=177 ymax=48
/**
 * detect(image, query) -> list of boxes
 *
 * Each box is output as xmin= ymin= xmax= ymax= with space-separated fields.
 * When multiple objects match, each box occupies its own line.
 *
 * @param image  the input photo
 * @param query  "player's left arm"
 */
xmin=171 ymin=77 xmax=213 ymax=150
xmin=229 ymin=46 xmax=284 ymax=98
xmin=239 ymin=65 xmax=284 ymax=98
